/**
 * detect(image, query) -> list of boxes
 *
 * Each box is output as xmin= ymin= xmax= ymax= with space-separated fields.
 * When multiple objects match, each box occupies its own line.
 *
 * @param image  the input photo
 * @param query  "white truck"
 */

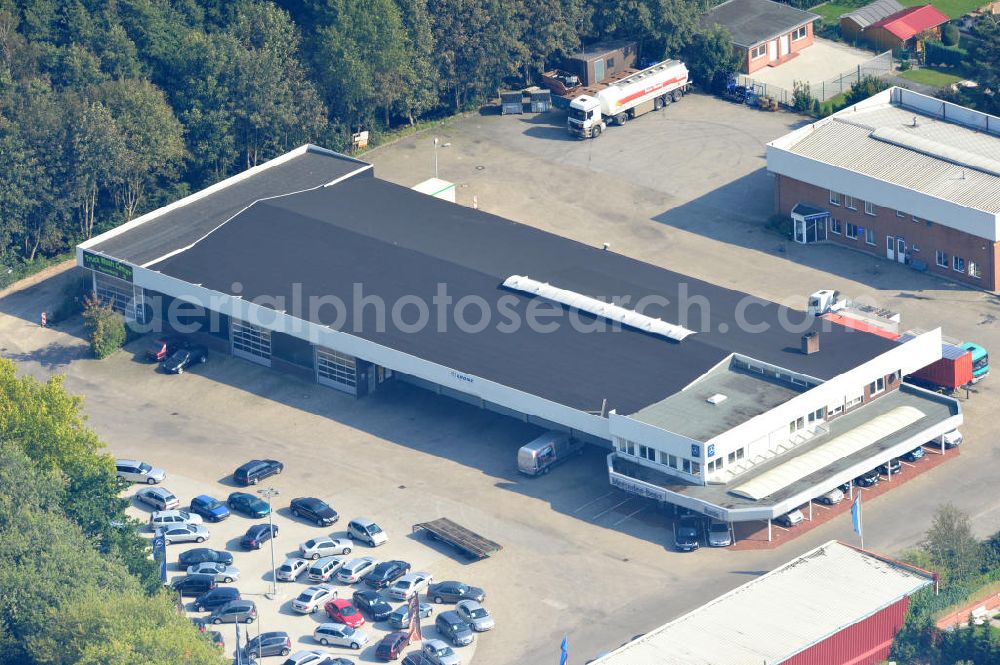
xmin=567 ymin=59 xmax=690 ymax=138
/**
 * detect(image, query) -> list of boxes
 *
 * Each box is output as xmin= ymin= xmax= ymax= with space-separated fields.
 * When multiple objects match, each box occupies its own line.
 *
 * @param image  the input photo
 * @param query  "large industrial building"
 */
xmin=768 ymin=86 xmax=1000 ymax=290
xmin=79 ymin=144 xmax=961 ymax=534
xmin=591 ymin=540 xmax=937 ymax=665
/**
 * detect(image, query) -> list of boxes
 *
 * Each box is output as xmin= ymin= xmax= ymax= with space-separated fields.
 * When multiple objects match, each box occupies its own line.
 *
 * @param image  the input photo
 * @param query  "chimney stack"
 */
xmin=802 ymin=332 xmax=820 ymax=355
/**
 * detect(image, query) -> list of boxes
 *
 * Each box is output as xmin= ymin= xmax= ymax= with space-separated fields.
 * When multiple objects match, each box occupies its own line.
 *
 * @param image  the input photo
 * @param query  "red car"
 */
xmin=375 ymin=632 xmax=410 ymax=661
xmin=146 ymin=336 xmax=185 ymax=362
xmin=324 ymin=598 xmax=365 ymax=628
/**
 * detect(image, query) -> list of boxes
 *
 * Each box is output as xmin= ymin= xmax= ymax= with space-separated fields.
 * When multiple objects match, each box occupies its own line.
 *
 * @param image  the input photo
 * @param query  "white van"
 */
xmin=934 ymin=429 xmax=963 ymax=448
xmin=517 ymin=431 xmax=584 ymax=476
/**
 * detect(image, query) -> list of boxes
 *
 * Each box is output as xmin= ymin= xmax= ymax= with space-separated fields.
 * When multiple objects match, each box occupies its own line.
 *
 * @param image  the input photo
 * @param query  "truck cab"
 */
xmin=960 ymin=342 xmax=989 ymax=382
xmin=568 ymin=96 xmax=605 ymax=138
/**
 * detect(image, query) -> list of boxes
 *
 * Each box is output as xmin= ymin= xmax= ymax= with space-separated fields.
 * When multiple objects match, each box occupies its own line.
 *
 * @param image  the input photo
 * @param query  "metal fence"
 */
xmin=737 ymin=50 xmax=893 ymax=106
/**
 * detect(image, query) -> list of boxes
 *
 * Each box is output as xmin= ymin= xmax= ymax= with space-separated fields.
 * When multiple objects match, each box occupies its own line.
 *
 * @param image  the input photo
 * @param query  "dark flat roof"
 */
xmin=145 ymin=172 xmax=894 ymax=414
xmin=90 ymin=146 xmax=368 ymax=266
xmin=703 ymin=0 xmax=819 ymax=47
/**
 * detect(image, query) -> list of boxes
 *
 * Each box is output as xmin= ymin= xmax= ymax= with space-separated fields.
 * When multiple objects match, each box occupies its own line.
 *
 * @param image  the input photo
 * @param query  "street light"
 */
xmin=433 ymin=137 xmax=450 ymax=179
xmin=257 ymin=487 xmax=280 ymax=599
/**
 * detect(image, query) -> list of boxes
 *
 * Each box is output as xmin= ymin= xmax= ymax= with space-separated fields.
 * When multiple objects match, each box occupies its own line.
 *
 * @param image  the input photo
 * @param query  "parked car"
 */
xmin=145 ymin=336 xmax=186 ymax=362
xmin=241 ymin=523 xmax=278 ymax=550
xmin=290 ymin=497 xmax=339 ymax=526
xmin=187 ymin=562 xmax=240 ymax=583
xmin=308 ymin=556 xmax=346 ymax=582
xmin=347 ymin=518 xmax=388 ymax=547
xmin=135 ymin=487 xmax=179 ymax=510
xmin=934 ymin=429 xmax=963 ymax=449
xmin=421 ymin=638 xmax=461 ymax=665
xmin=150 ymin=509 xmax=203 ymax=530
xmin=902 ymin=446 xmax=926 ymax=462
xmin=674 ymin=515 xmax=701 ymax=552
xmin=170 ymin=573 xmax=217 ymax=596
xmin=116 ymin=459 xmax=166 ymax=484
xmin=228 ymin=492 xmax=271 ymax=518
xmin=291 ymin=584 xmax=338 ymax=613
xmin=402 ymin=653 xmax=437 ymax=665
xmin=387 ymin=572 xmax=433 ymax=601
xmin=817 ymin=488 xmax=845 ymax=505
xmin=388 ymin=602 xmax=433 ymax=629
xmin=352 ymin=590 xmax=393 ymax=621
xmin=428 ymin=581 xmax=485 ymax=605
xmin=276 ymin=557 xmax=308 ymax=582
xmin=301 ymin=537 xmax=353 ymax=560
xmin=242 ymin=631 xmax=292 ymax=659
xmin=455 ymin=600 xmax=494 ymax=631
xmin=855 ymin=470 xmax=881 ymax=488
xmin=706 ymin=520 xmax=732 ymax=547
xmin=180 ymin=548 xmax=233 ymax=566
xmin=162 ymin=345 xmax=208 ymax=373
xmin=281 ymin=651 xmax=345 ymax=665
xmin=233 ymin=459 xmax=284 ymax=486
xmin=838 ymin=482 xmax=852 ymax=495
xmin=878 ymin=458 xmax=902 ymax=476
xmin=434 ymin=611 xmax=474 ymax=647
xmin=324 ymin=598 xmax=366 ymax=628
xmin=775 ymin=509 xmax=804 ymax=527
xmin=157 ymin=524 xmax=210 ymax=544
xmin=313 ymin=622 xmax=369 ymax=649
xmin=337 ymin=556 xmax=379 ymax=584
xmin=374 ymin=632 xmax=410 ymax=661
xmin=209 ymin=599 xmax=257 ymax=624
xmin=365 ymin=560 xmax=411 ymax=589
xmin=190 ymin=495 xmax=230 ymax=522
xmin=194 ymin=586 xmax=241 ymax=612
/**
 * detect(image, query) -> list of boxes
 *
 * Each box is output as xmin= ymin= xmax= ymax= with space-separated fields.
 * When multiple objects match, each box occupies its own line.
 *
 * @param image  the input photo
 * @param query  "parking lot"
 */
xmin=4 ymin=92 xmax=1000 ymax=663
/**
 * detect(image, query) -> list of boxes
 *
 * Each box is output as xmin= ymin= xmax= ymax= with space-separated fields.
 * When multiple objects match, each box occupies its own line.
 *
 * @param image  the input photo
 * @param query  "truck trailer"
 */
xmin=567 ymin=59 xmax=690 ymax=138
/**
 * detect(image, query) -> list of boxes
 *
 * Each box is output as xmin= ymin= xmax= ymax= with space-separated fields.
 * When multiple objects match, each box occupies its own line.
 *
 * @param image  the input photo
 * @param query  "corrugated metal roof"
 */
xmin=591 ymin=541 xmax=935 ymax=665
xmin=731 ymin=405 xmax=924 ymax=500
xmin=841 ymin=0 xmax=904 ymax=28
xmin=785 ymin=104 xmax=1000 ymax=212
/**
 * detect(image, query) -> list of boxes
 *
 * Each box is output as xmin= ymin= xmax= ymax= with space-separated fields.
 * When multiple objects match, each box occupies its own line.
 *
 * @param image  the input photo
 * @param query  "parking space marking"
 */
xmin=573 ymin=490 xmax=617 ymax=514
xmin=900 ymin=460 xmax=915 ymax=468
xmin=811 ymin=503 xmax=829 ymax=511
xmin=612 ymin=505 xmax=648 ymax=526
xmin=773 ymin=524 xmax=790 ymax=533
xmin=591 ymin=497 xmax=635 ymax=520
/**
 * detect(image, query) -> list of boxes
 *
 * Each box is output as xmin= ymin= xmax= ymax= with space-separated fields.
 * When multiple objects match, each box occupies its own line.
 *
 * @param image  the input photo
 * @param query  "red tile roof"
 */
xmin=869 ymin=4 xmax=950 ymax=40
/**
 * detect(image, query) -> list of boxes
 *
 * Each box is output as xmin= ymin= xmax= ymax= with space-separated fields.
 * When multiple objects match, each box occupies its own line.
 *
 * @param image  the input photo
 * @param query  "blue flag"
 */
xmin=851 ymin=493 xmax=863 ymax=537
xmin=560 ymin=635 xmax=568 ymax=665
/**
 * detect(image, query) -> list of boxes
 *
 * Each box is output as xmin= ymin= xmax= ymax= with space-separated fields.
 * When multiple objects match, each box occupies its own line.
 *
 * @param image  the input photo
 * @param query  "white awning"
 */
xmin=730 ymin=405 xmax=924 ymax=500
xmin=503 ymin=275 xmax=695 ymax=341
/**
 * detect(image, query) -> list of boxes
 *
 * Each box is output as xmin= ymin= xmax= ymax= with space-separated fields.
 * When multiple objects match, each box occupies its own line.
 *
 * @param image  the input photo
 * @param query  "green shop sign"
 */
xmin=82 ymin=250 xmax=133 ymax=282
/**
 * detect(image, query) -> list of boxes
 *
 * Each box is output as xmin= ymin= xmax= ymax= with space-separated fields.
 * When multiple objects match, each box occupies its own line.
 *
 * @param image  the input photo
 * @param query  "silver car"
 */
xmin=115 ymin=459 xmax=166 ymax=484
xmin=208 ymin=599 xmax=256 ymax=624
xmin=282 ymin=651 xmax=332 ymax=665
xmin=186 ymin=561 xmax=240 ymax=583
xmin=387 ymin=571 xmax=432 ymax=600
xmin=455 ymin=600 xmax=494 ymax=631
xmin=149 ymin=509 xmax=203 ymax=531
xmin=706 ymin=520 xmax=732 ymax=547
xmin=157 ymin=524 xmax=209 ymax=544
xmin=276 ymin=557 xmax=308 ymax=582
xmin=135 ymin=487 xmax=179 ymax=511
xmin=313 ymin=623 xmax=369 ymax=649
xmin=299 ymin=537 xmax=353 ymax=560
xmin=422 ymin=638 xmax=461 ymax=665
xmin=336 ymin=556 xmax=378 ymax=584
xmin=290 ymin=584 xmax=337 ymax=613
xmin=388 ymin=602 xmax=433 ymax=629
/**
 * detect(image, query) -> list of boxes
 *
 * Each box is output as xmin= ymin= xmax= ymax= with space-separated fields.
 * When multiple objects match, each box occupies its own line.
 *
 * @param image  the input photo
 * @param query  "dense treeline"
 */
xmin=0 ymin=0 xmax=726 ymax=277
xmin=0 ymin=358 xmax=220 ymax=664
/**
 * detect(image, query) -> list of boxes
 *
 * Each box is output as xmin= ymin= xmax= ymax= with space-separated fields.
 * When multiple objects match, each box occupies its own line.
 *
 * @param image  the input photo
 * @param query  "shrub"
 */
xmin=899 ymin=59 xmax=912 ymax=71
xmin=845 ymin=75 xmax=890 ymax=105
xmin=82 ymin=293 xmax=126 ymax=359
xmin=942 ymin=23 xmax=960 ymax=47
xmin=792 ymin=80 xmax=814 ymax=113
xmin=925 ymin=40 xmax=968 ymax=68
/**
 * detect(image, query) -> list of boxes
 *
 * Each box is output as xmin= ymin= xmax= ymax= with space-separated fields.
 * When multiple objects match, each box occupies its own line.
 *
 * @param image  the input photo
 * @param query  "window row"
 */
xmin=616 ymin=440 xmax=701 ymax=477
xmin=935 ymin=251 xmax=981 ymax=279
xmin=791 ymin=26 xmax=808 ymax=41
xmin=829 ymin=191 xmax=876 ymax=216
xmin=750 ymin=44 xmax=767 ymax=59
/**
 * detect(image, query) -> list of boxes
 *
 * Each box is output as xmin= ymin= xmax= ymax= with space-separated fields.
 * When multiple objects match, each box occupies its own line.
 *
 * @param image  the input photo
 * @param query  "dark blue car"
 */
xmin=190 ymin=495 xmax=230 ymax=522
xmin=227 ymin=492 xmax=270 ymax=518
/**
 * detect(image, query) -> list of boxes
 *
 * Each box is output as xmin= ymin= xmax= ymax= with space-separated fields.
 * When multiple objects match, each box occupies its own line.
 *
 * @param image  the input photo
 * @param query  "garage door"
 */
xmin=231 ymin=319 xmax=271 ymax=366
xmin=315 ymin=347 xmax=357 ymax=395
xmin=94 ymin=273 xmax=144 ymax=323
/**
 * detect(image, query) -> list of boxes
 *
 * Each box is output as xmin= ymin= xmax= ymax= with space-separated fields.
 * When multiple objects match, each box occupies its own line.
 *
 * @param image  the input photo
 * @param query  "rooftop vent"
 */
xmin=706 ymin=393 xmax=728 ymax=405
xmin=802 ymin=332 xmax=820 ymax=355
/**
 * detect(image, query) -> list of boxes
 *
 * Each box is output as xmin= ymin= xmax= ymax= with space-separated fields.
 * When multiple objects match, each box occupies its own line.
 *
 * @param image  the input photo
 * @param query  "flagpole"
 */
xmin=859 ymin=489 xmax=863 ymax=550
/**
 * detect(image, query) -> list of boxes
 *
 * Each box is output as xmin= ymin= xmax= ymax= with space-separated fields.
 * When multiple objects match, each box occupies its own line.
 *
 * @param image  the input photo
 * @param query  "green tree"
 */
xmin=514 ymin=0 xmax=583 ymax=84
xmin=395 ymin=0 xmax=440 ymax=124
xmin=682 ymin=25 xmax=736 ymax=91
xmin=844 ymin=74 xmax=890 ymax=105
xmin=64 ymin=98 xmax=123 ymax=239
xmin=792 ymin=80 xmax=813 ymax=113
xmin=82 ymin=293 xmax=127 ymax=359
xmin=922 ymin=503 xmax=982 ymax=583
xmin=942 ymin=22 xmax=960 ymax=47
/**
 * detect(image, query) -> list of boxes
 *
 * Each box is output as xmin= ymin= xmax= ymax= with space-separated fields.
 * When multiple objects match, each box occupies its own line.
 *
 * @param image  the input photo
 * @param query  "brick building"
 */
xmin=702 ymin=0 xmax=818 ymax=74
xmin=767 ymin=87 xmax=1000 ymax=290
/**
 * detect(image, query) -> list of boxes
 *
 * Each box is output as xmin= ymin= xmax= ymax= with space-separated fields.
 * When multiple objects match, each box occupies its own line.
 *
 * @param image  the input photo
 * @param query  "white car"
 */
xmin=291 ymin=584 xmax=338 ymax=613
xmin=186 ymin=562 xmax=240 ymax=583
xmin=307 ymin=556 xmax=346 ymax=582
xmin=282 ymin=651 xmax=333 ymax=665
xmin=817 ymin=488 xmax=845 ymax=505
xmin=456 ymin=599 xmax=494 ymax=631
xmin=387 ymin=571 xmax=433 ymax=600
xmin=116 ymin=459 xmax=166 ymax=484
xmin=299 ymin=537 xmax=353 ymax=560
xmin=135 ymin=487 xmax=180 ymax=511
xmin=149 ymin=509 xmax=203 ymax=531
xmin=336 ymin=556 xmax=379 ymax=584
xmin=313 ymin=623 xmax=369 ymax=650
xmin=276 ymin=557 xmax=309 ymax=582
xmin=156 ymin=524 xmax=209 ymax=544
